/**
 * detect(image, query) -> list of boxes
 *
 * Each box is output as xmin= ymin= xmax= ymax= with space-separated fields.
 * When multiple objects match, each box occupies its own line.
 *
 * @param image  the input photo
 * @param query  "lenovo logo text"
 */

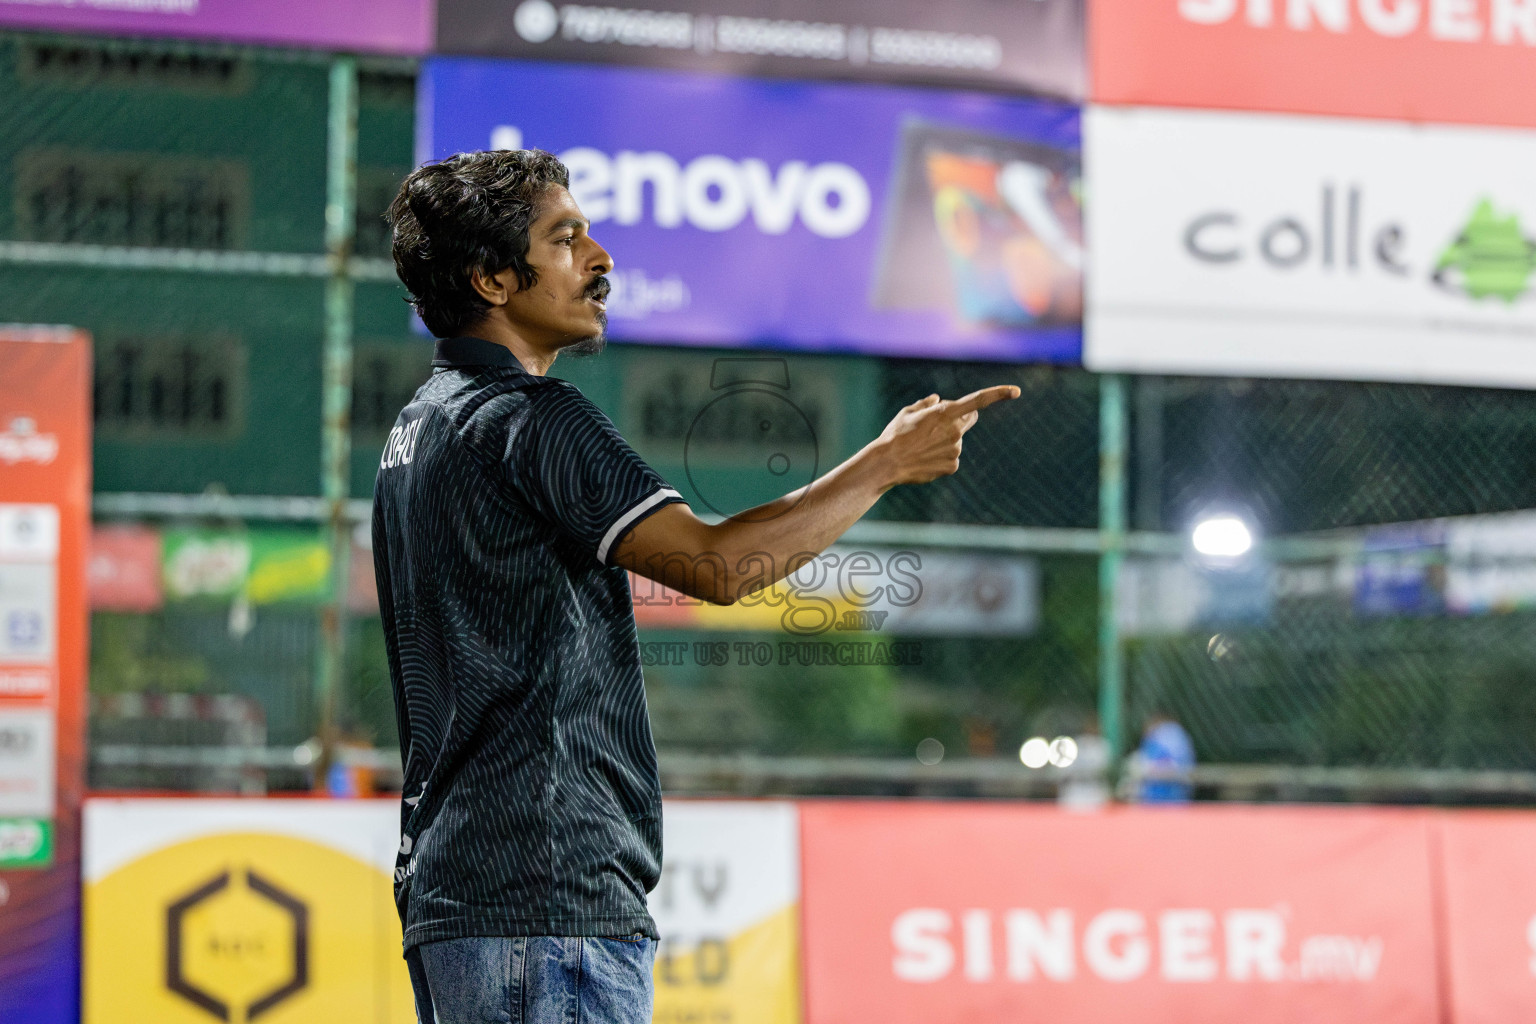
xmin=558 ymin=146 xmax=872 ymax=239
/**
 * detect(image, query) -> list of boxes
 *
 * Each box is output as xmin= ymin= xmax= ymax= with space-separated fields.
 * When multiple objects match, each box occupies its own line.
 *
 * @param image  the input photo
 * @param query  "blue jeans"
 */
xmin=407 ymin=936 xmax=656 ymax=1024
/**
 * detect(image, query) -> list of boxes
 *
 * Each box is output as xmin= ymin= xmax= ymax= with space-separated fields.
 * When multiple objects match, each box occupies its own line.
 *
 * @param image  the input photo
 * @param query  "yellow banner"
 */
xmin=655 ymin=905 xmax=800 ymax=1024
xmin=84 ymin=803 xmax=413 ymax=1024
xmin=651 ymin=802 xmax=801 ymax=1024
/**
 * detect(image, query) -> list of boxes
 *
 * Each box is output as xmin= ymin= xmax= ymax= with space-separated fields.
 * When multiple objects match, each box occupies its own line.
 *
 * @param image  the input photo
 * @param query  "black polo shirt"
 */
xmin=372 ymin=335 xmax=682 ymax=948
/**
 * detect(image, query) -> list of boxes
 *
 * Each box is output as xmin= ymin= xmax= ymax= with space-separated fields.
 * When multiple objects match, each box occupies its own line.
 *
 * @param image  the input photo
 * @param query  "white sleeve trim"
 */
xmin=597 ymin=487 xmax=682 ymax=565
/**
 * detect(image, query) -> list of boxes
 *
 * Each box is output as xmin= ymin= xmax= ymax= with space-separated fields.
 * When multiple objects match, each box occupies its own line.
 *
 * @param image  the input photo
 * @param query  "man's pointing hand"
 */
xmin=876 ymin=385 xmax=1021 ymax=489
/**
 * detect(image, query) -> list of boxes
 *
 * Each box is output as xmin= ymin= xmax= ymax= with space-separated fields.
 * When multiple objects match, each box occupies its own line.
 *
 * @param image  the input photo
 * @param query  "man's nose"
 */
xmin=589 ymin=239 xmax=613 ymax=276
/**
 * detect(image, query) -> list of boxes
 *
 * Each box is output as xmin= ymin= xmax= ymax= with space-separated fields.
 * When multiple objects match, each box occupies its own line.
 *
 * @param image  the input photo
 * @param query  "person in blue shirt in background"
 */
xmin=1132 ymin=709 xmax=1196 ymax=804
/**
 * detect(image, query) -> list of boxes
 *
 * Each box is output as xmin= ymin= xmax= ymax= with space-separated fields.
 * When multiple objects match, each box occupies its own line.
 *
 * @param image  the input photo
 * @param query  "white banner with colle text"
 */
xmin=1086 ymin=106 xmax=1536 ymax=388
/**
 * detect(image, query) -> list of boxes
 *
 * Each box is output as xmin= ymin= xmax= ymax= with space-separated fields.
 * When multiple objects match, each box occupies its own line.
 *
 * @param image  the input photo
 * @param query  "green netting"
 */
xmin=1130 ymin=376 xmax=1536 ymax=777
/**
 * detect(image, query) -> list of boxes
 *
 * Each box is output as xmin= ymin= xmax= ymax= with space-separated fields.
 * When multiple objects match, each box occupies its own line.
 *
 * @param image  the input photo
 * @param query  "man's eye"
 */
xmin=557 ymin=236 xmax=575 ymax=246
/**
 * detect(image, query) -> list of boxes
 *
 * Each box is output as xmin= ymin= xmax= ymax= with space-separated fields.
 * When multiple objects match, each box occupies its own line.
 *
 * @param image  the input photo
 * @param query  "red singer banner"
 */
xmin=1090 ymin=0 xmax=1536 ymax=129
xmin=0 ymin=327 xmax=90 ymax=1024
xmin=1438 ymin=812 xmax=1536 ymax=1024
xmin=800 ymin=803 xmax=1440 ymax=1024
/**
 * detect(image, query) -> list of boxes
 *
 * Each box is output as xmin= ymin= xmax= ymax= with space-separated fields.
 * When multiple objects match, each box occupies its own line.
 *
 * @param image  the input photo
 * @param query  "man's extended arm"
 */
xmin=610 ymin=385 xmax=1020 ymax=605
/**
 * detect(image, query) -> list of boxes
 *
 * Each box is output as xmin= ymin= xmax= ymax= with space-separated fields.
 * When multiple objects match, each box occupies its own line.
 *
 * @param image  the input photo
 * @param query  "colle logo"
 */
xmin=490 ymin=125 xmax=872 ymax=239
xmin=1434 ymin=198 xmax=1536 ymax=301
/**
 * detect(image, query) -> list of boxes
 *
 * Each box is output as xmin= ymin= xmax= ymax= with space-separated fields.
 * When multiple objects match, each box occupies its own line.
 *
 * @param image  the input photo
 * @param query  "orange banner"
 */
xmin=800 ymin=803 xmax=1440 ymax=1024
xmin=1438 ymin=812 xmax=1536 ymax=1024
xmin=1090 ymin=0 xmax=1536 ymax=129
xmin=0 ymin=327 xmax=90 ymax=1023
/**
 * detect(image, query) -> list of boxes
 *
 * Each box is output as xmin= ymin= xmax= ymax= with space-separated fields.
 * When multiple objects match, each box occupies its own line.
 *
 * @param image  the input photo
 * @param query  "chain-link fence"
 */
xmin=11 ymin=30 xmax=1536 ymax=803
xmin=1128 ymin=378 xmax=1536 ymax=798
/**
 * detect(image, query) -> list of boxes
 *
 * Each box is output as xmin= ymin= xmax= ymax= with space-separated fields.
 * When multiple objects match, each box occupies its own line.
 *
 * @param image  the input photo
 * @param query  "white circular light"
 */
xmin=1048 ymin=735 xmax=1079 ymax=768
xmin=1192 ymin=515 xmax=1254 ymax=559
xmin=915 ymin=737 xmax=945 ymax=766
xmin=1020 ymin=737 xmax=1051 ymax=769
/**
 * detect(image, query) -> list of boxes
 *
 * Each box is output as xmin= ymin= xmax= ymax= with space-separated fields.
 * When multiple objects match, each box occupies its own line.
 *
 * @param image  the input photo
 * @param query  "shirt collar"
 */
xmin=431 ymin=336 xmax=528 ymax=372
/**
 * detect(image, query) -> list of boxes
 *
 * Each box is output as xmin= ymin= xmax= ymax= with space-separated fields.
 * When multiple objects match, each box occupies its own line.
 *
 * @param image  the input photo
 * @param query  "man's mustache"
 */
xmin=584 ymin=277 xmax=611 ymax=302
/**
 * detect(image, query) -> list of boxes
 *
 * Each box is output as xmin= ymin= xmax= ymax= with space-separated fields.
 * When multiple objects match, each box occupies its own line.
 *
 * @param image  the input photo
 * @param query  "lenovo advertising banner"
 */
xmin=1085 ymin=106 xmax=1536 ymax=388
xmin=420 ymin=59 xmax=1083 ymax=363
xmin=0 ymin=0 xmax=431 ymax=54
xmin=0 ymin=327 xmax=90 ymax=1024
xmin=436 ymin=0 xmax=1083 ymax=97
xmin=800 ymin=803 xmax=1441 ymax=1024
xmin=1091 ymin=0 xmax=1536 ymax=128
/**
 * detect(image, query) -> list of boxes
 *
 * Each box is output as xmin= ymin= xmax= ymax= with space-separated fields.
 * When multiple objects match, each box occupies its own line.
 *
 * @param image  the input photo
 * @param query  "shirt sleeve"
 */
xmin=507 ymin=382 xmax=683 ymax=565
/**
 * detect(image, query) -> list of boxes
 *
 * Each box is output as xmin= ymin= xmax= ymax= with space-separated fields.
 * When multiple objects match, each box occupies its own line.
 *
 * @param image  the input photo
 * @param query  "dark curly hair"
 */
xmin=387 ymin=149 xmax=570 ymax=338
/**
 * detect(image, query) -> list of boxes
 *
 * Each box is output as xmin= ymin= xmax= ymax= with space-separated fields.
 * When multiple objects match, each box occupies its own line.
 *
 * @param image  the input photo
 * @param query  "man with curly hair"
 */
xmin=376 ymin=148 xmax=1017 ymax=1023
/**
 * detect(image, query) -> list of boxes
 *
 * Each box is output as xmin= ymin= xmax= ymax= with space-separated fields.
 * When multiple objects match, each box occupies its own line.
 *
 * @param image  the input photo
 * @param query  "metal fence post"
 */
xmin=1134 ymin=375 xmax=1164 ymax=532
xmin=316 ymin=55 xmax=359 ymax=761
xmin=1098 ymin=373 xmax=1129 ymax=763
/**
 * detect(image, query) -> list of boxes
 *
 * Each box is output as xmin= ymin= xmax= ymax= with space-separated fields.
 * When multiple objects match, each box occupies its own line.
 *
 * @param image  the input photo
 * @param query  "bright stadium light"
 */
xmin=1191 ymin=514 xmax=1255 ymax=562
xmin=1048 ymin=736 xmax=1079 ymax=768
xmin=1020 ymin=737 xmax=1051 ymax=769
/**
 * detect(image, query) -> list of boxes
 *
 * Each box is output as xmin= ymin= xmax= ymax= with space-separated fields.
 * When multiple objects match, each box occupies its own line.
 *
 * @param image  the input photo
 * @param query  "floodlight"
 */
xmin=1191 ymin=514 xmax=1255 ymax=561
xmin=1020 ymin=737 xmax=1051 ymax=769
xmin=1048 ymin=736 xmax=1079 ymax=768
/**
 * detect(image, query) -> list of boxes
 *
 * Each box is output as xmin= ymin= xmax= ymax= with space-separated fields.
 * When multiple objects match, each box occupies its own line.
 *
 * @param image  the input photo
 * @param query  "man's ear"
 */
xmin=469 ymin=267 xmax=510 ymax=307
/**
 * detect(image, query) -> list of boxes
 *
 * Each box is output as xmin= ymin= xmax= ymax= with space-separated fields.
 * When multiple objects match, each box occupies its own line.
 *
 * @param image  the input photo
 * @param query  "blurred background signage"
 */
xmin=0 ymin=328 xmax=89 ymax=1024
xmin=161 ymin=529 xmax=331 ymax=606
xmin=436 ymin=0 xmax=1083 ymax=96
xmin=1092 ymin=0 xmax=1536 ymax=128
xmin=0 ymin=0 xmax=432 ymax=53
xmin=421 ymin=59 xmax=1083 ymax=363
xmin=1085 ymin=106 xmax=1536 ymax=387
xmin=631 ymin=545 xmax=1039 ymax=636
xmin=87 ymin=526 xmax=163 ymax=615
